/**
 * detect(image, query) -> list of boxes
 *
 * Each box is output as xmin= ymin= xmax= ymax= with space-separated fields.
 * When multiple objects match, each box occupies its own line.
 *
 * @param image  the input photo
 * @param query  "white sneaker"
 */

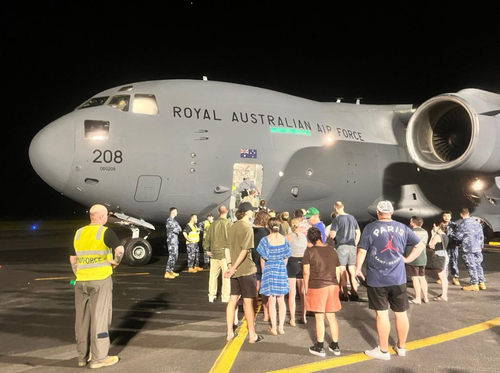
xmin=208 ymin=296 xmax=216 ymax=303
xmin=394 ymin=343 xmax=406 ymax=357
xmin=365 ymin=346 xmax=390 ymax=360
xmin=89 ymin=356 xmax=119 ymax=369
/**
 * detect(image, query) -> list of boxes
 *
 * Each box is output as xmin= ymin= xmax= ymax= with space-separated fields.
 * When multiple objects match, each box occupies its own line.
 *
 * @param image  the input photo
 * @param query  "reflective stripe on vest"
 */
xmin=187 ymin=223 xmax=200 ymax=243
xmin=74 ymin=225 xmax=113 ymax=281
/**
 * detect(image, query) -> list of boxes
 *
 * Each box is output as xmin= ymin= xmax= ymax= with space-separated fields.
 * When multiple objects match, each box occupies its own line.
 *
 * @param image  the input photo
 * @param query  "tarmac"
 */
xmin=0 ymin=220 xmax=499 ymax=373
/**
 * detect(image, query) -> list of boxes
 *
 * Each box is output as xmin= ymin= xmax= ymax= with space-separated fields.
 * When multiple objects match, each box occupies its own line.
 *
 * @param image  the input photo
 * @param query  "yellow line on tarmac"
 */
xmin=209 ymin=303 xmax=261 ymax=373
xmin=34 ymin=273 xmax=149 ymax=281
xmin=266 ymin=316 xmax=500 ymax=373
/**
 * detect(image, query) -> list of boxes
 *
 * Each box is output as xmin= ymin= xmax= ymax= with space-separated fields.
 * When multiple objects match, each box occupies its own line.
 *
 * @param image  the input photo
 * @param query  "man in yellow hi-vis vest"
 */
xmin=183 ymin=214 xmax=203 ymax=273
xmin=69 ymin=204 xmax=124 ymax=369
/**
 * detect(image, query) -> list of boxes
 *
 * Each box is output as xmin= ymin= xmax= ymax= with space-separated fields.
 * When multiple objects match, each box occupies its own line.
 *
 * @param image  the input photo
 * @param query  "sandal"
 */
xmin=278 ymin=328 xmax=285 ymax=335
xmin=433 ymin=295 xmax=448 ymax=302
xmin=409 ymin=299 xmax=421 ymax=305
xmin=268 ymin=327 xmax=277 ymax=336
xmin=249 ymin=334 xmax=264 ymax=343
xmin=226 ymin=331 xmax=237 ymax=341
xmin=289 ymin=320 xmax=296 ymax=327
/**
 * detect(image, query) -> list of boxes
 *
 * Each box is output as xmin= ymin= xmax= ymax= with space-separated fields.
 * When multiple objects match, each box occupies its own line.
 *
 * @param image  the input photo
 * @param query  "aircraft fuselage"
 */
xmin=29 ymin=80 xmax=500 ymax=234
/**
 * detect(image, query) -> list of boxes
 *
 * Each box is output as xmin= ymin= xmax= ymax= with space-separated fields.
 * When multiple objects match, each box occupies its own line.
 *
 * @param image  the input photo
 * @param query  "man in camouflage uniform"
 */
xmin=442 ymin=211 xmax=460 ymax=286
xmin=164 ymin=207 xmax=182 ymax=279
xmin=451 ymin=208 xmax=486 ymax=291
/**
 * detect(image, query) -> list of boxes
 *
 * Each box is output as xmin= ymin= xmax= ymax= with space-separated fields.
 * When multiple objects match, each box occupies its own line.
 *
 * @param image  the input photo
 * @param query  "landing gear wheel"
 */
xmin=123 ymin=237 xmax=152 ymax=266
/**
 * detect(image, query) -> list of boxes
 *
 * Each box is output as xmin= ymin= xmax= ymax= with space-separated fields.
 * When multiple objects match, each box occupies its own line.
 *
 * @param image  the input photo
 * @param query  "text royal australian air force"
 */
xmin=172 ymin=105 xmax=368 ymax=142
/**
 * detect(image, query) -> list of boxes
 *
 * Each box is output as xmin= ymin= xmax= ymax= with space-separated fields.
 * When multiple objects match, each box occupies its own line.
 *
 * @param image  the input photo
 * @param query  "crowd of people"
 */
xmin=160 ymin=195 xmax=487 ymax=359
xmin=67 ymin=196 xmax=488 ymax=367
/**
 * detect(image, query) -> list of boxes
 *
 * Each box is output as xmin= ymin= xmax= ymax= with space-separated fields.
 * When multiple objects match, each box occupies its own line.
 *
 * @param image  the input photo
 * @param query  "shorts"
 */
xmin=231 ymin=274 xmax=257 ymax=299
xmin=336 ymin=245 xmax=357 ymax=266
xmin=405 ymin=264 xmax=425 ymax=277
xmin=306 ymin=285 xmax=341 ymax=313
xmin=367 ymin=284 xmax=409 ymax=312
xmin=287 ymin=257 xmax=303 ymax=279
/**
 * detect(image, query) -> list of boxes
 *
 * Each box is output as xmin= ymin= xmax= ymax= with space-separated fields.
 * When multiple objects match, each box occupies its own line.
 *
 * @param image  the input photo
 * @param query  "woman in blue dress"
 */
xmin=257 ymin=217 xmax=292 ymax=335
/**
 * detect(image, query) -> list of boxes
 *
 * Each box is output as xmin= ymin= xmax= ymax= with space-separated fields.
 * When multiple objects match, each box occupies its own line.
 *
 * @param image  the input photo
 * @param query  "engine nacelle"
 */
xmin=406 ymin=89 xmax=500 ymax=173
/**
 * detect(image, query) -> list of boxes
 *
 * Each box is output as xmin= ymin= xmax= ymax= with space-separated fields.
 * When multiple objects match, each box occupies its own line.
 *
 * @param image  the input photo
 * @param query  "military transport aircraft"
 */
xmin=29 ymin=79 xmax=500 ymax=265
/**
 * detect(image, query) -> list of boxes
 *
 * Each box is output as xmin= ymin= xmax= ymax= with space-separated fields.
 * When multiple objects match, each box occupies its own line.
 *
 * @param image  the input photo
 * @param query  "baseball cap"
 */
xmin=376 ymin=200 xmax=394 ymax=213
xmin=304 ymin=207 xmax=320 ymax=218
xmin=237 ymin=202 xmax=255 ymax=213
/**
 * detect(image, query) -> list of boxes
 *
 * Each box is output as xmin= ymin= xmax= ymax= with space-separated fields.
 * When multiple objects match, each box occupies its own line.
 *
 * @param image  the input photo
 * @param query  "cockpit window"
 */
xmin=133 ymin=94 xmax=159 ymax=115
xmin=108 ymin=95 xmax=130 ymax=112
xmin=78 ymin=96 xmax=109 ymax=110
xmin=85 ymin=120 xmax=110 ymax=140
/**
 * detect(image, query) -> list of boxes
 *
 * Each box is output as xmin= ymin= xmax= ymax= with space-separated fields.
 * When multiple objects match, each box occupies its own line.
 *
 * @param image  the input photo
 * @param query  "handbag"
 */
xmin=431 ymin=233 xmax=447 ymax=270
xmin=431 ymin=254 xmax=446 ymax=270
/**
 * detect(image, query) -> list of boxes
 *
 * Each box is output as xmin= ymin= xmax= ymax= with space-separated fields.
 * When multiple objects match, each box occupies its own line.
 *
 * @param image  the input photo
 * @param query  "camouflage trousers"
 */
xmin=165 ymin=243 xmax=178 ymax=272
xmin=446 ymin=246 xmax=459 ymax=278
xmin=198 ymin=242 xmax=210 ymax=264
xmin=461 ymin=252 xmax=485 ymax=284
xmin=187 ymin=243 xmax=200 ymax=268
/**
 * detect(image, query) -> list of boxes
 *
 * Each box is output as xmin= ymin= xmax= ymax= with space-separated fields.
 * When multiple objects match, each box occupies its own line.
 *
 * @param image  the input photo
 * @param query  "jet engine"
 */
xmin=406 ymin=89 xmax=500 ymax=173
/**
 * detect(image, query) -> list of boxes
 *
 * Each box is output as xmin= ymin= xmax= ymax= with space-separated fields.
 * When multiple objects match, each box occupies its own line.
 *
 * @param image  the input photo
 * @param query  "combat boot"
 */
xmin=164 ymin=271 xmax=176 ymax=279
xmin=462 ymin=284 xmax=479 ymax=291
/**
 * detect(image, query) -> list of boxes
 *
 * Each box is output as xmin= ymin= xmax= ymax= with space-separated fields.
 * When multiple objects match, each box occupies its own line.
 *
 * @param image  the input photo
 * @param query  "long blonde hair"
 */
xmin=290 ymin=217 xmax=300 ymax=238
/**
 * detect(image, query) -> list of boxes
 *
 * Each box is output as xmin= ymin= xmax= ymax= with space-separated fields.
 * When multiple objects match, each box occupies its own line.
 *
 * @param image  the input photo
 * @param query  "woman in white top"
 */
xmin=286 ymin=217 xmax=308 ymax=325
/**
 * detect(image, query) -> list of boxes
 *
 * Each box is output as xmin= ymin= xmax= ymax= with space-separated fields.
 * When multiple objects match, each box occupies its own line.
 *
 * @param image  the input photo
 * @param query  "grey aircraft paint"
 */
xmin=29 ymin=80 xmax=500 ymax=265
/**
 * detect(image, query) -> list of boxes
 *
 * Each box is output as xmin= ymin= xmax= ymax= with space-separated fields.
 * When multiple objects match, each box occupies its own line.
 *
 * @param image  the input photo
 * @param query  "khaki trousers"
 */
xmin=209 ymin=257 xmax=231 ymax=301
xmin=75 ymin=276 xmax=113 ymax=364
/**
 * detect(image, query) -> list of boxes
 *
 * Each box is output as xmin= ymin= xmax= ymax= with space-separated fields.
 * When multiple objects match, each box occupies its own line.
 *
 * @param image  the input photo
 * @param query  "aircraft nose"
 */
xmin=29 ymin=117 xmax=74 ymax=193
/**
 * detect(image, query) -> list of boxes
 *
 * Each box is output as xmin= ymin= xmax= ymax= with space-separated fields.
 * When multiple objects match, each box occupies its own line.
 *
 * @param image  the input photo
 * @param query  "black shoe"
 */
xmin=349 ymin=293 xmax=359 ymax=301
xmin=309 ymin=345 xmax=326 ymax=357
xmin=329 ymin=342 xmax=341 ymax=356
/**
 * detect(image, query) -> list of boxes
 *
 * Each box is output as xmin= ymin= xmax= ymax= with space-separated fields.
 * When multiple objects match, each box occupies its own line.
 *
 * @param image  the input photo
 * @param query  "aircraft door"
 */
xmin=134 ymin=175 xmax=162 ymax=202
xmin=231 ymin=163 xmax=264 ymax=213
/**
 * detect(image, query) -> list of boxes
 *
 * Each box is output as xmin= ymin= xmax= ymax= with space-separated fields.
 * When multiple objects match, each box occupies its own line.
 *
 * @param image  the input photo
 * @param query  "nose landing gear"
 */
xmin=110 ymin=212 xmax=155 ymax=266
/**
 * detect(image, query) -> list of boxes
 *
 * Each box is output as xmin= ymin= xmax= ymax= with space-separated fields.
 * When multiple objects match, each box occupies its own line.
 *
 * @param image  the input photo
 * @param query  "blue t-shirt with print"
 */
xmin=359 ymin=220 xmax=421 ymax=287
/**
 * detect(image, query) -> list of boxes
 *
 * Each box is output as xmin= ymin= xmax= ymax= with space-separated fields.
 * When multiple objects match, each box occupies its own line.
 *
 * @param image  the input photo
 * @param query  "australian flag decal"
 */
xmin=240 ymin=149 xmax=257 ymax=158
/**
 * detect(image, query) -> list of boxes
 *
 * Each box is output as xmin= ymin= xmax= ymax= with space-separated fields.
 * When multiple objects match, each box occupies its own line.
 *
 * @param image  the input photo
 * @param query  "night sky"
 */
xmin=3 ymin=1 xmax=500 ymax=220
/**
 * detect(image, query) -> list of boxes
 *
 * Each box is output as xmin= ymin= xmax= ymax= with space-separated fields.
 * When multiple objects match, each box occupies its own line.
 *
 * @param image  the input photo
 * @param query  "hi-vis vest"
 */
xmin=187 ymin=223 xmax=200 ymax=243
xmin=203 ymin=220 xmax=211 ymax=232
xmin=74 ymin=225 xmax=113 ymax=281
